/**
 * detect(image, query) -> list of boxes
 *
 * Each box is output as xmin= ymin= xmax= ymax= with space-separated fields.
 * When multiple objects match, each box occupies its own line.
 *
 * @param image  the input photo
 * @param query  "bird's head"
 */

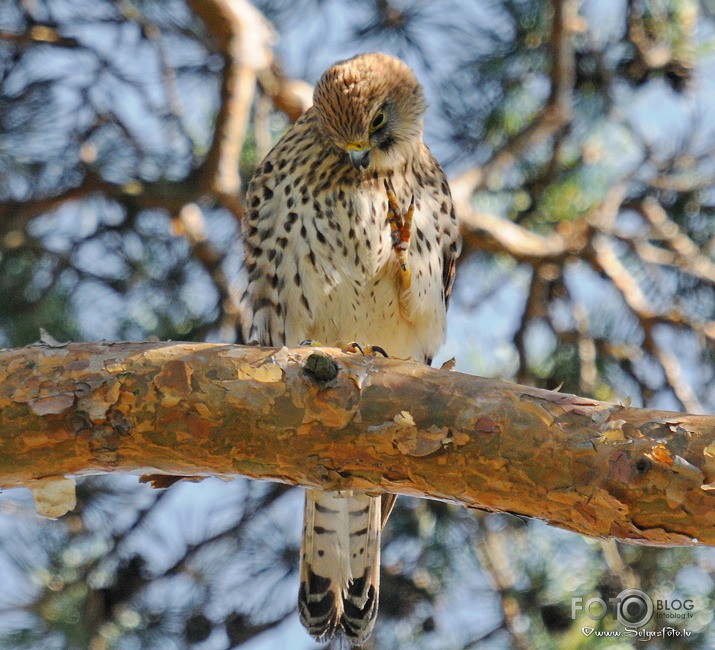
xmin=312 ymin=52 xmax=427 ymax=173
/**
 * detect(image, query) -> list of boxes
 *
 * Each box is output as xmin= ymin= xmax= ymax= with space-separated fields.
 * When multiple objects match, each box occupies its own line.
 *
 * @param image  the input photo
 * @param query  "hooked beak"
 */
xmin=348 ymin=147 xmax=371 ymax=170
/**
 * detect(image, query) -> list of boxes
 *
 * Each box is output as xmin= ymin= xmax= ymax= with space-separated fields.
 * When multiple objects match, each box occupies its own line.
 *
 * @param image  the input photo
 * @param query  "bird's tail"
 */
xmin=298 ymin=489 xmax=385 ymax=645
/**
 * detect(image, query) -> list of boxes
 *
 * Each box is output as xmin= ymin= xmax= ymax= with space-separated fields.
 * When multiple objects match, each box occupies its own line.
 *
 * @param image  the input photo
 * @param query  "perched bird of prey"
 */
xmin=239 ymin=52 xmax=461 ymax=644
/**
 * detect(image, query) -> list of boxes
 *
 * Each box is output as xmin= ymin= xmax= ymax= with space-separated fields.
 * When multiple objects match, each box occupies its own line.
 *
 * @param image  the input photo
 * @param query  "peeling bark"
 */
xmin=1 ymin=341 xmax=713 ymax=546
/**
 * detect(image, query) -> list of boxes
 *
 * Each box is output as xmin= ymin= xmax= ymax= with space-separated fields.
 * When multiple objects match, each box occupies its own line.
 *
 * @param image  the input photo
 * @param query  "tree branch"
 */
xmin=189 ymin=0 xmax=278 ymax=218
xmin=457 ymin=206 xmax=572 ymax=262
xmin=450 ymin=0 xmax=576 ymax=201
xmin=0 ymin=341 xmax=713 ymax=546
xmin=0 ymin=0 xmax=308 ymax=232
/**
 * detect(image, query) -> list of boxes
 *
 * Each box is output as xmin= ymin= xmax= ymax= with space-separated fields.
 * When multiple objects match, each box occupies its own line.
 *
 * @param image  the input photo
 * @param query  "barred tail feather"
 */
xmin=299 ymin=490 xmax=383 ymax=644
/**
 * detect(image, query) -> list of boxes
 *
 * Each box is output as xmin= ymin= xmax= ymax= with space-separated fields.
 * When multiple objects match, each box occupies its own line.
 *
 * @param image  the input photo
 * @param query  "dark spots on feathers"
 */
xmin=315 ymin=502 xmax=339 ymax=514
xmin=312 ymin=525 xmax=335 ymax=535
xmin=252 ymin=296 xmax=275 ymax=311
xmin=301 ymin=294 xmax=312 ymax=315
xmin=300 ymin=583 xmax=334 ymax=631
xmin=304 ymin=572 xmax=332 ymax=601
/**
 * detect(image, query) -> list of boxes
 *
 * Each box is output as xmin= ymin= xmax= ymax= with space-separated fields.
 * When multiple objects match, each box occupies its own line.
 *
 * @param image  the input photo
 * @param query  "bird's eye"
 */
xmin=370 ymin=111 xmax=386 ymax=132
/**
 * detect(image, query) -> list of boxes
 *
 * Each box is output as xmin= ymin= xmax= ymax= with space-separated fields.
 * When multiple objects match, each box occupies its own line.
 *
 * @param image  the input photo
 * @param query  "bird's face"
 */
xmin=312 ymin=53 xmax=427 ymax=173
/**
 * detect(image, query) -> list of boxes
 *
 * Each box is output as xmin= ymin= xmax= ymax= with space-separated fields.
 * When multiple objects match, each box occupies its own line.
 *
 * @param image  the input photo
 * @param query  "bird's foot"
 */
xmin=384 ymin=178 xmax=413 ymax=293
xmin=302 ymin=340 xmax=389 ymax=357
xmin=384 ymin=178 xmax=417 ymax=321
xmin=346 ymin=342 xmax=389 ymax=357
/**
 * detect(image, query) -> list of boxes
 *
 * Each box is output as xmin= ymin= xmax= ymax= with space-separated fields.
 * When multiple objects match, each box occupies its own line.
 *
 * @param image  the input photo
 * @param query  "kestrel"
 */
xmin=239 ymin=52 xmax=461 ymax=644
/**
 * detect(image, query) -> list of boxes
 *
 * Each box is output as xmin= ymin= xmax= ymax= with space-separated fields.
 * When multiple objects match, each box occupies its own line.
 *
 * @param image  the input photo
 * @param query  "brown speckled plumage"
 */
xmin=239 ymin=52 xmax=460 ymax=644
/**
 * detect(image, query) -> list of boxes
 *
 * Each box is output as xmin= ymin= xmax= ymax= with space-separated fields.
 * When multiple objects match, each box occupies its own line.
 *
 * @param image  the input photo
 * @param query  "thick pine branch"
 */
xmin=1 ymin=341 xmax=713 ymax=545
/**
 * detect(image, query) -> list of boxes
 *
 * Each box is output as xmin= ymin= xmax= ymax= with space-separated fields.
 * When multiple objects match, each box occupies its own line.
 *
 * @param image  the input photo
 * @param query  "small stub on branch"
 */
xmin=304 ymin=352 xmax=339 ymax=383
xmin=439 ymin=357 xmax=456 ymax=371
xmin=28 ymin=476 xmax=76 ymax=519
xmin=139 ymin=474 xmax=206 ymax=489
xmin=37 ymin=328 xmax=68 ymax=348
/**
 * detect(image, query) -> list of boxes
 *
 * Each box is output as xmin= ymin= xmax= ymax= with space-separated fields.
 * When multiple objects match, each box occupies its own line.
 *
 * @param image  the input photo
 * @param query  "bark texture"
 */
xmin=1 ymin=341 xmax=713 ymax=545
